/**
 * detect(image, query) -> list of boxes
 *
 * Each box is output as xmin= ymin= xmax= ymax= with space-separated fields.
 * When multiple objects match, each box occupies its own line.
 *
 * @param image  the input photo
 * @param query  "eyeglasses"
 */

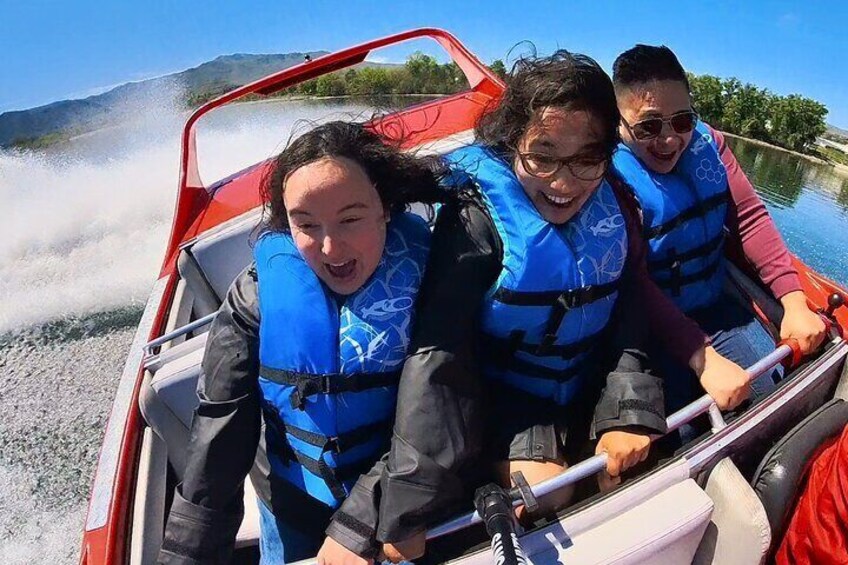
xmin=515 ymin=151 xmax=610 ymax=181
xmin=622 ymin=110 xmax=698 ymax=141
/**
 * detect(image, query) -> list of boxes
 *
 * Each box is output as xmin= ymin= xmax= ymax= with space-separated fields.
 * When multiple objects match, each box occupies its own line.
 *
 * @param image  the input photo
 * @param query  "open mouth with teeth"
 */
xmin=541 ymin=192 xmax=577 ymax=209
xmin=325 ymin=259 xmax=357 ymax=280
xmin=648 ymin=147 xmax=678 ymax=162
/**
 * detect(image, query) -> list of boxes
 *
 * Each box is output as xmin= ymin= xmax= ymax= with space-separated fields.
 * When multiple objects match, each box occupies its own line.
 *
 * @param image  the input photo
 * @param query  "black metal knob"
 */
xmin=826 ymin=293 xmax=845 ymax=317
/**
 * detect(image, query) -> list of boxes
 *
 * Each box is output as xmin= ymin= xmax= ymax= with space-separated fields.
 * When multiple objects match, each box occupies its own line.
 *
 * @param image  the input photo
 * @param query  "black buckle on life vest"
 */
xmin=290 ymin=377 xmax=329 ymax=410
xmin=536 ymin=333 xmax=558 ymax=356
xmin=325 ymin=435 xmax=344 ymax=454
xmin=505 ymin=330 xmax=526 ymax=357
xmin=290 ymin=385 xmax=307 ymax=410
xmin=667 ymin=247 xmax=683 ymax=297
xmin=537 ymin=289 xmax=584 ymax=355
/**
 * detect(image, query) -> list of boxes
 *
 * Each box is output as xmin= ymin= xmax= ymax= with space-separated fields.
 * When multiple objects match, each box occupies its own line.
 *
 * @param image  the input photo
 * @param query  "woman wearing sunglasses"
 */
xmin=611 ymin=44 xmax=826 ymax=418
xmin=372 ymin=51 xmax=739 ymax=564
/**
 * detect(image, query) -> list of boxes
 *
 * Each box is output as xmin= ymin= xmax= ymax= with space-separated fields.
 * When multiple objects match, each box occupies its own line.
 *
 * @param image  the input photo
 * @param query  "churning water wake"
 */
xmin=0 ymin=91 xmax=374 ymax=564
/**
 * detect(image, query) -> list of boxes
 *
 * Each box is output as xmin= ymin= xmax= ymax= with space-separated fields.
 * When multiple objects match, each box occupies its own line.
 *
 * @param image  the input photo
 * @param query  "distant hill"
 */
xmin=827 ymin=124 xmax=848 ymax=138
xmin=0 ymin=51 xmax=331 ymax=147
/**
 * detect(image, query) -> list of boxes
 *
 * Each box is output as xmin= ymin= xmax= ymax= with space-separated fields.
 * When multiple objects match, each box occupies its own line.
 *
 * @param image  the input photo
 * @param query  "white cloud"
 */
xmin=364 ymin=55 xmax=404 ymax=65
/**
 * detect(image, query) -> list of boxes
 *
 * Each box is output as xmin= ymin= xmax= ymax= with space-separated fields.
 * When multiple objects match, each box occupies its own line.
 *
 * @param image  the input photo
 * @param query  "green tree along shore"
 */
xmin=688 ymin=73 xmax=829 ymax=155
xmin=184 ymin=52 xmax=495 ymax=107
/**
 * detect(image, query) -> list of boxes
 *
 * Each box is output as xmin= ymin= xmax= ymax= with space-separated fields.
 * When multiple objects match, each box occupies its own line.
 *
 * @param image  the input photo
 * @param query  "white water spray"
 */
xmin=0 ymin=95 xmax=373 ymax=334
xmin=0 ymin=88 xmax=374 ymax=564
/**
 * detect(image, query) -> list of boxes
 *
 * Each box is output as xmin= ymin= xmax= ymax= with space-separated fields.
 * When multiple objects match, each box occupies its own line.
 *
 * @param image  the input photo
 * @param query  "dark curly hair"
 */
xmin=260 ymin=120 xmax=448 ymax=232
xmin=475 ymin=50 xmax=620 ymax=160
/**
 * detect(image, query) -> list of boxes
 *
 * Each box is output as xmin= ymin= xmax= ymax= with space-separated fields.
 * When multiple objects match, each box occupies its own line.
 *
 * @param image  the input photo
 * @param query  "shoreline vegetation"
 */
xmin=723 ymin=132 xmax=848 ymax=178
xmin=8 ymin=51 xmax=847 ymax=177
xmin=182 ymin=53 xmax=489 ymax=107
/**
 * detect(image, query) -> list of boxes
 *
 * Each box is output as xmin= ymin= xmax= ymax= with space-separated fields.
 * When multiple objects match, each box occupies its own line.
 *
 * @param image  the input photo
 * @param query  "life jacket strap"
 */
xmin=648 ymin=232 xmax=725 ymax=271
xmin=667 ymin=247 xmax=683 ymax=296
xmin=283 ymin=447 xmax=377 ymax=503
xmin=655 ymin=258 xmax=722 ymax=295
xmin=273 ymin=413 xmax=391 ymax=455
xmin=481 ymin=327 xmax=603 ymax=360
xmin=262 ymin=408 xmax=388 ymax=503
xmin=504 ymin=281 xmax=618 ymax=352
xmin=644 ymin=192 xmax=727 ymax=240
xmin=491 ymin=279 xmax=619 ymax=308
xmin=259 ymin=367 xmax=401 ymax=409
xmin=487 ymin=347 xmax=601 ymax=383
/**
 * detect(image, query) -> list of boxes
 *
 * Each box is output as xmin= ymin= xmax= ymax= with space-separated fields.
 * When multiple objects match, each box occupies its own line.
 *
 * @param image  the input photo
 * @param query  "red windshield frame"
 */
xmin=162 ymin=28 xmax=504 ymax=275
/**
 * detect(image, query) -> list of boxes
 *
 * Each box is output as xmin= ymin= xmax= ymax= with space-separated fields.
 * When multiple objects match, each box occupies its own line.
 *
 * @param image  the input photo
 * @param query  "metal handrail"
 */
xmin=142 ymin=312 xmax=217 ymax=354
xmin=425 ymin=343 xmax=794 ymax=540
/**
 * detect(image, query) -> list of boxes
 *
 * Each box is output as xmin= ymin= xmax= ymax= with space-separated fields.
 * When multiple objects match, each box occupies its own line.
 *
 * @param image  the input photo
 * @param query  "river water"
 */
xmin=1 ymin=99 xmax=847 ymax=563
xmin=727 ymin=136 xmax=848 ymax=285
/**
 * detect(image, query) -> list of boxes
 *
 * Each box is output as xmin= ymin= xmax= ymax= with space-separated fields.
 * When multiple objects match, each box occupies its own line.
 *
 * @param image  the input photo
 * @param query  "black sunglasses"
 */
xmin=622 ymin=110 xmax=698 ymax=141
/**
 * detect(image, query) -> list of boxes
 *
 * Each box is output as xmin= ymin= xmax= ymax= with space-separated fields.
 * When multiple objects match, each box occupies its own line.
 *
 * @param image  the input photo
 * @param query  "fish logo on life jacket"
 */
xmin=360 ymin=296 xmax=415 ymax=321
xmin=589 ymin=213 xmax=625 ymax=237
xmin=691 ymin=132 xmax=713 ymax=155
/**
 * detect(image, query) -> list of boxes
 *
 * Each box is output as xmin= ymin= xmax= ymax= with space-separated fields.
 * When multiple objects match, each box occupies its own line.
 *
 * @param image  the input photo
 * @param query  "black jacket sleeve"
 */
xmin=591 ymin=277 xmax=667 ymax=438
xmin=372 ymin=194 xmax=502 ymax=543
xmin=159 ymin=267 xmax=262 ymax=565
xmin=325 ymin=458 xmax=387 ymax=558
xmin=591 ymin=194 xmax=667 ymax=438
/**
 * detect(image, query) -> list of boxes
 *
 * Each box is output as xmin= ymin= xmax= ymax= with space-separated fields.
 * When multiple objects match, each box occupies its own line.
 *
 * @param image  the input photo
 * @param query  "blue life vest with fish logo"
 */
xmin=254 ymin=212 xmax=430 ymax=508
xmin=612 ymin=121 xmax=728 ymax=313
xmin=444 ymin=145 xmax=627 ymax=406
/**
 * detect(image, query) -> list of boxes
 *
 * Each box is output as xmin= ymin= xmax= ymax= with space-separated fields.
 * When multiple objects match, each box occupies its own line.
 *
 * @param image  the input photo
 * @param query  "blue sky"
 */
xmin=2 ymin=1 xmax=847 ymax=127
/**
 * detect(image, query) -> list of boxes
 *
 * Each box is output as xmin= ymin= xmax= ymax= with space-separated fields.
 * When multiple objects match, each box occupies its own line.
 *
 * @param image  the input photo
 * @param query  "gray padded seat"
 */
xmin=149 ymin=211 xmax=262 ymax=454
xmin=139 ymin=333 xmax=262 ymax=547
xmin=139 ymin=333 xmax=207 ymax=477
xmin=178 ymin=211 xmax=261 ymax=317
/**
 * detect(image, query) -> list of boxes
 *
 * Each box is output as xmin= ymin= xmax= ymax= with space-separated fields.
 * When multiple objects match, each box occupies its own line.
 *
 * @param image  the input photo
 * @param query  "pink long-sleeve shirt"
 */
xmin=617 ymin=127 xmax=803 ymax=367
xmin=711 ymin=127 xmax=802 ymax=299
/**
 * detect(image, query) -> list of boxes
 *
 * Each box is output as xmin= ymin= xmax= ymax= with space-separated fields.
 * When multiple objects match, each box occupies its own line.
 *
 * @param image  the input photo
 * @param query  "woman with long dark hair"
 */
xmin=158 ymin=120 xmax=447 ymax=564
xmin=373 ymin=51 xmax=743 ymax=563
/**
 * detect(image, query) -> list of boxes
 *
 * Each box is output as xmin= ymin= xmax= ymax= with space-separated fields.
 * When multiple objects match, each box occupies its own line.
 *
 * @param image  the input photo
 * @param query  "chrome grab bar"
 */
xmin=142 ymin=312 xmax=217 ymax=354
xmin=426 ymin=343 xmax=793 ymax=541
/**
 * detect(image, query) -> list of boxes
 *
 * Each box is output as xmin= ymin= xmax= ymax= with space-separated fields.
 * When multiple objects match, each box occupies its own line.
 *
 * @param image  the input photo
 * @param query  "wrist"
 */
xmin=601 ymin=425 xmax=653 ymax=437
xmin=780 ymin=290 xmax=809 ymax=312
xmin=326 ymin=520 xmax=378 ymax=559
xmin=689 ymin=345 xmax=718 ymax=377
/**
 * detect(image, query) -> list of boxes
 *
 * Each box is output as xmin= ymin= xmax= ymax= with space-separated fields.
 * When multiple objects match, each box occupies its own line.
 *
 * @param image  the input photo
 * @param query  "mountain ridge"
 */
xmin=0 ymin=51 xmax=331 ymax=147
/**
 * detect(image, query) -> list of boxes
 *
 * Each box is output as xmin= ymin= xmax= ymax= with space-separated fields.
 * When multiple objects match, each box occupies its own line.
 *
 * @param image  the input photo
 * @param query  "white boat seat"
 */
xmin=475 ymin=459 xmax=710 ymax=565
xmin=139 ymin=333 xmax=261 ymax=549
xmin=520 ymin=479 xmax=713 ymax=565
xmin=693 ymin=457 xmax=771 ymax=565
xmin=139 ymin=333 xmax=208 ymax=478
xmin=178 ymin=211 xmax=261 ymax=317
xmin=751 ymin=398 xmax=848 ymax=541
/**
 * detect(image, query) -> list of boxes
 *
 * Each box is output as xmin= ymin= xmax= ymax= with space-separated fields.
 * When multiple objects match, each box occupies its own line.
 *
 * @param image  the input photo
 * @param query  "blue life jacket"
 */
xmin=612 ymin=121 xmax=728 ymax=313
xmin=444 ymin=145 xmax=628 ymax=405
xmin=254 ymin=212 xmax=430 ymax=508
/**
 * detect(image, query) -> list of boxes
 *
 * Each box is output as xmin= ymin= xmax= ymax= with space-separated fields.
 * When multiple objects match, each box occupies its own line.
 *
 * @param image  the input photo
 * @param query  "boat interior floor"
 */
xmin=135 ymin=206 xmax=848 ymax=565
